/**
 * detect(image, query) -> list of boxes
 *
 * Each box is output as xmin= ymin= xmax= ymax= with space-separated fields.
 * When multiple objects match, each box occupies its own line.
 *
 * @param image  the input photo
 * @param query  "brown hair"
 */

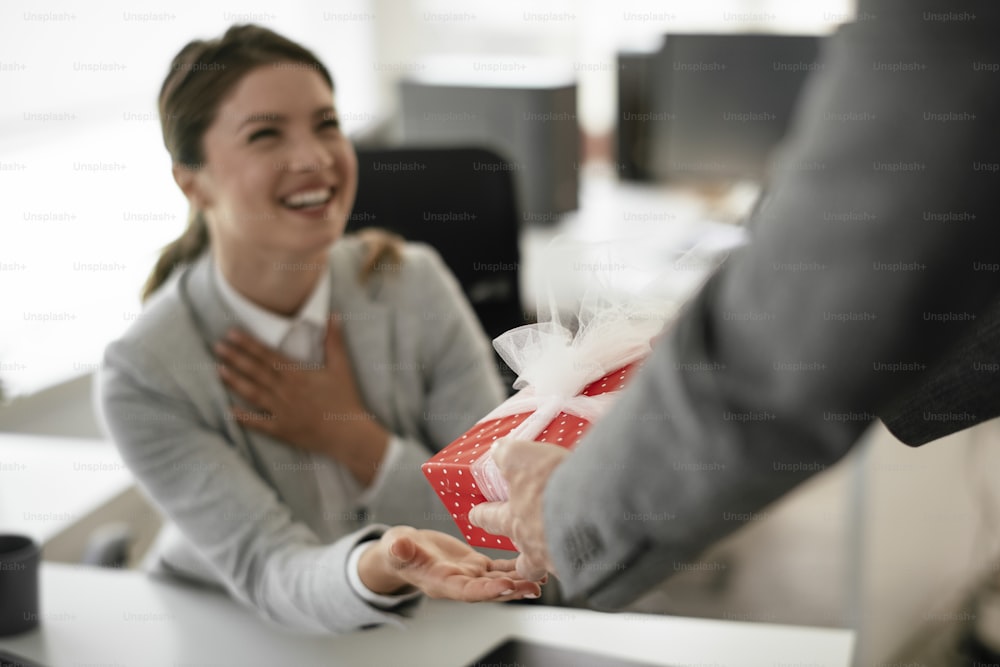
xmin=142 ymin=24 xmax=401 ymax=301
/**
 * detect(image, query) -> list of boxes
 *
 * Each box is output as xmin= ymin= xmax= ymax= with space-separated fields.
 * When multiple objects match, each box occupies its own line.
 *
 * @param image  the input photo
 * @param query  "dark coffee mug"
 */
xmin=0 ymin=534 xmax=40 ymax=637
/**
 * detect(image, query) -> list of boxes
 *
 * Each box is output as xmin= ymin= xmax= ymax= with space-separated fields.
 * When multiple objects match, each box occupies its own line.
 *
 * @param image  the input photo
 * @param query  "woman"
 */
xmin=98 ymin=24 xmax=539 ymax=634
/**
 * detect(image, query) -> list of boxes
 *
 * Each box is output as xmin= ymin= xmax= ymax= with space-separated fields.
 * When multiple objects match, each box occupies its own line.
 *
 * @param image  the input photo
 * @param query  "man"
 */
xmin=470 ymin=0 xmax=1000 ymax=609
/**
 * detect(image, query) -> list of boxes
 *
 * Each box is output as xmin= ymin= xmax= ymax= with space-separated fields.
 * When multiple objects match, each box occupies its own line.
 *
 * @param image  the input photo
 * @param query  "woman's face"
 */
xmin=185 ymin=63 xmax=358 ymax=263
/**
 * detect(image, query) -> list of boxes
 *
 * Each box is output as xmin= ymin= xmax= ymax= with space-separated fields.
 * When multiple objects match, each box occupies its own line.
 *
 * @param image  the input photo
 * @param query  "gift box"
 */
xmin=422 ymin=360 xmax=644 ymax=550
xmin=422 ymin=300 xmax=666 ymax=551
xmin=422 ymin=236 xmax=744 ymax=550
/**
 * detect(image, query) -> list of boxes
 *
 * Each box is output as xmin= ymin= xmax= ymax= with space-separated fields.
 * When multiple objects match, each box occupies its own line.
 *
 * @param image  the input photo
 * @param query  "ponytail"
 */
xmin=354 ymin=228 xmax=404 ymax=285
xmin=141 ymin=210 xmax=210 ymax=301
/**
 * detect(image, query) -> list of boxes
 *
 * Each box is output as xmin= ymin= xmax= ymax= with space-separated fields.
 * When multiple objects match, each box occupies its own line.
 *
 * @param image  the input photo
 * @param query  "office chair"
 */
xmin=348 ymin=146 xmax=528 ymax=390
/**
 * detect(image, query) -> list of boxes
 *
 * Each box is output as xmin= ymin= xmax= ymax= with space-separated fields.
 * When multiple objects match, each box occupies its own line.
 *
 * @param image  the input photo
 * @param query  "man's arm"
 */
xmin=544 ymin=7 xmax=1000 ymax=607
xmin=879 ymin=296 xmax=1000 ymax=445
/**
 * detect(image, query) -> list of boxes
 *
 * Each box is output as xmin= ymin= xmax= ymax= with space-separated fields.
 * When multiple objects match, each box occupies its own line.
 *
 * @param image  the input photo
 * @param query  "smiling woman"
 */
xmin=97 ymin=24 xmax=541 ymax=635
xmin=142 ymin=25 xmax=356 ymax=309
xmin=166 ymin=64 xmax=359 ymax=316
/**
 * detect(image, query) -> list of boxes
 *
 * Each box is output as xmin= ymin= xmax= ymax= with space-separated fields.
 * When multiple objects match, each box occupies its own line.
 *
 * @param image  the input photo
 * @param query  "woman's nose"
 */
xmin=287 ymin=136 xmax=334 ymax=172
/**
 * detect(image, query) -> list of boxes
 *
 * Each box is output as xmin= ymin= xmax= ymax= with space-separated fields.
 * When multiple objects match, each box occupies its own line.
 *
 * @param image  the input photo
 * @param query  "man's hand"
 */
xmin=468 ymin=439 xmax=570 ymax=580
xmin=358 ymin=526 xmax=543 ymax=601
xmin=214 ymin=315 xmax=388 ymax=485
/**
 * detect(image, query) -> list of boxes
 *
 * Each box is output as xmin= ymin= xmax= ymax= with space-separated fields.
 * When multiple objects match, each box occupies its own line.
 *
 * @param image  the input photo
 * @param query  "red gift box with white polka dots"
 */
xmin=421 ymin=361 xmax=643 ymax=551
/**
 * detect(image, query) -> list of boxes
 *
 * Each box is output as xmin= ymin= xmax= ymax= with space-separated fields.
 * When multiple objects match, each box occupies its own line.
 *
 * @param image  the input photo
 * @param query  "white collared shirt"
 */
xmin=212 ymin=257 xmax=412 ymax=608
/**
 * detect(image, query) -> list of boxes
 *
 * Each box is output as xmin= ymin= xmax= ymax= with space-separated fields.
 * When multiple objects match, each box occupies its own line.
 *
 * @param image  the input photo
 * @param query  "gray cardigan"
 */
xmin=98 ymin=237 xmax=506 ymax=633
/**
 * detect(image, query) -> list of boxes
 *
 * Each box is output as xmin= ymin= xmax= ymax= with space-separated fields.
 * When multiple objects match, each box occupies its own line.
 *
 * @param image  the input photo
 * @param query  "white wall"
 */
xmin=0 ymin=0 xmax=378 ymax=397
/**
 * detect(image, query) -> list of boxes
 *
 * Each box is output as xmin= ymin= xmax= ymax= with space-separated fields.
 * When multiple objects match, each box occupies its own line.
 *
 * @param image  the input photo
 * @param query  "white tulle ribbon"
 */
xmin=468 ymin=230 xmax=745 ymax=503
xmin=470 ymin=302 xmax=668 ymax=502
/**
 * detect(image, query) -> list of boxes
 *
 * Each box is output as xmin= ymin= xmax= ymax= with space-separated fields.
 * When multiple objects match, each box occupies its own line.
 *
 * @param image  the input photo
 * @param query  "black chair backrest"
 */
xmin=349 ymin=146 xmax=527 ymax=348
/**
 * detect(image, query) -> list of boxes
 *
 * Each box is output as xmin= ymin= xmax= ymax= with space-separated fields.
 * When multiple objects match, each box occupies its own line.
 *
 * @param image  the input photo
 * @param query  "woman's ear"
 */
xmin=172 ymin=163 xmax=209 ymax=209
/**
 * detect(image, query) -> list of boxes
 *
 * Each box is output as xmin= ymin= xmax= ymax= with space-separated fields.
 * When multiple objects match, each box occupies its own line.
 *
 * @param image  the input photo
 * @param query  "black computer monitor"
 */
xmin=619 ymin=33 xmax=824 ymax=184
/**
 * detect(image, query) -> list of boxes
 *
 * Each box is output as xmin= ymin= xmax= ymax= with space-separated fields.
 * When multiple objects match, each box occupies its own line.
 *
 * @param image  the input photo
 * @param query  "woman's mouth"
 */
xmin=280 ymin=187 xmax=334 ymax=211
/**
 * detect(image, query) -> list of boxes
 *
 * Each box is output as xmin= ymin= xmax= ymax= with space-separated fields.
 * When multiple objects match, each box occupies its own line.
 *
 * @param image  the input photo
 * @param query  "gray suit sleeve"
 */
xmin=879 ymin=296 xmax=1000 ymax=445
xmin=100 ymin=338 xmax=417 ymax=634
xmin=351 ymin=244 xmax=507 ymax=537
xmin=545 ymin=8 xmax=1000 ymax=607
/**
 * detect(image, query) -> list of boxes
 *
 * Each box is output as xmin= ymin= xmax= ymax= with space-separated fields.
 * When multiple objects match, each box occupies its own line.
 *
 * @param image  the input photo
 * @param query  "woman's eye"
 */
xmin=248 ymin=127 xmax=279 ymax=143
xmin=319 ymin=117 xmax=340 ymax=131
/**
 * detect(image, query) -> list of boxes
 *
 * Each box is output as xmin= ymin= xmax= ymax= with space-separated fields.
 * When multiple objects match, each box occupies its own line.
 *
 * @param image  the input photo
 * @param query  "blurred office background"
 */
xmin=2 ymin=1 xmax=1000 ymax=665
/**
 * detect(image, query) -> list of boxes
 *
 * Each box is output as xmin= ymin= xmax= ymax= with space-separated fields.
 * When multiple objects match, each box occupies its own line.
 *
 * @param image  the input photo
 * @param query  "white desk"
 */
xmin=0 ymin=564 xmax=854 ymax=667
xmin=0 ymin=434 xmax=132 ymax=544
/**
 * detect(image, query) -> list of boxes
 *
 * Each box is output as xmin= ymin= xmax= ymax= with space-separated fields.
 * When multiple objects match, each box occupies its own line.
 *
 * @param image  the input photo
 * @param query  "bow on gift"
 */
xmin=470 ymin=299 xmax=669 ymax=502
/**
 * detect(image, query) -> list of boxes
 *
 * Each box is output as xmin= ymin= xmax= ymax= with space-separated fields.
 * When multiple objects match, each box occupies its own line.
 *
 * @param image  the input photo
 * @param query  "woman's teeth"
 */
xmin=282 ymin=188 xmax=332 ymax=209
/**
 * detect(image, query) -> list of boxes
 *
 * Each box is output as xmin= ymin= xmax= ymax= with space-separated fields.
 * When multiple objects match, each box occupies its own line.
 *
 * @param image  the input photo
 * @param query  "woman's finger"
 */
xmin=458 ymin=575 xmax=540 ymax=602
xmin=504 ymin=580 xmax=542 ymax=600
xmin=427 ymin=573 xmax=510 ymax=602
xmin=216 ymin=340 xmax=281 ymax=387
xmin=225 ymin=330 xmax=289 ymax=376
xmin=229 ymin=406 xmax=278 ymax=435
xmin=386 ymin=535 xmax=418 ymax=569
xmin=473 ymin=575 xmax=517 ymax=600
xmin=485 ymin=558 xmax=518 ymax=572
xmin=476 ymin=569 xmax=522 ymax=580
xmin=219 ymin=364 xmax=274 ymax=411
